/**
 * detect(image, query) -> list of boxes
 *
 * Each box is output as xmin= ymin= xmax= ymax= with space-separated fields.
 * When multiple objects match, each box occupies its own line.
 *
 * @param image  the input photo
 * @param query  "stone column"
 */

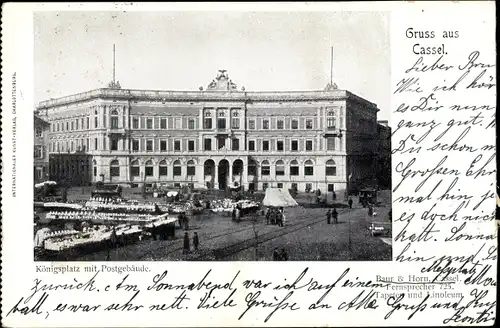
xmin=242 ymin=157 xmax=248 ymax=190
xmin=228 ymin=161 xmax=233 ymax=188
xmin=214 ymin=162 xmax=219 ymax=190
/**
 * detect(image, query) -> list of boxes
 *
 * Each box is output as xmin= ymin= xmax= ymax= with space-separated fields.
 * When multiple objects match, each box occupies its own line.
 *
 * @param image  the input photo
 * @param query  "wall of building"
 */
xmin=39 ymin=86 xmax=378 ymax=196
xmin=34 ymin=115 xmax=50 ymax=183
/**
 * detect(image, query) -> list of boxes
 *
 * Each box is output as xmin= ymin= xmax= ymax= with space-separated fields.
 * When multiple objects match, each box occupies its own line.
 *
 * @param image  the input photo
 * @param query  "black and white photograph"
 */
xmin=33 ymin=11 xmax=392 ymax=262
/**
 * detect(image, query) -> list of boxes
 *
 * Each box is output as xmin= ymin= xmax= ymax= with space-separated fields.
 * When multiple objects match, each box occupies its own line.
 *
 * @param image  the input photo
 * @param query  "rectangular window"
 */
xmin=146 ymin=140 xmax=153 ymax=152
xmin=188 ymin=119 xmax=195 ymax=130
xmin=146 ymin=118 xmax=153 ymax=129
xmin=159 ymin=166 xmax=168 ymax=176
xmin=306 ymin=140 xmax=313 ymax=151
xmin=327 ymin=138 xmax=336 ymax=150
xmin=263 ymin=140 xmax=269 ymax=151
xmin=290 ymin=166 xmax=299 ymax=176
xmin=132 ymin=117 xmax=139 ymax=129
xmin=204 ymin=139 xmax=212 ymax=151
xmin=35 ymin=127 xmax=42 ymax=137
xmin=305 ymin=183 xmax=313 ymax=192
xmin=94 ymin=138 xmax=98 ymax=150
xmin=263 ymin=183 xmax=269 ymax=190
xmin=261 ymin=166 xmax=270 ymax=176
xmin=94 ymin=118 xmax=98 ymax=128
xmin=204 ymin=118 xmax=212 ymax=129
xmin=248 ymin=120 xmax=255 ymax=130
xmin=328 ymin=184 xmax=334 ymax=192
xmin=132 ymin=140 xmax=139 ymax=152
xmin=75 ymin=119 xmax=79 ymax=130
xmin=262 ymin=119 xmax=269 ymax=129
xmin=71 ymin=121 xmax=74 ymax=130
xmin=291 ymin=119 xmax=298 ymax=129
xmin=291 ymin=183 xmax=298 ymax=190
xmin=188 ymin=140 xmax=195 ymax=152
xmin=160 ymin=118 xmax=167 ymax=129
xmin=217 ymin=118 xmax=226 ymax=129
xmin=305 ymin=166 xmax=314 ymax=176
xmin=277 ymin=140 xmax=284 ymax=151
xmin=86 ymin=117 xmax=90 ymax=129
xmin=160 ymin=140 xmax=167 ymax=152
xmin=145 ymin=166 xmax=154 ymax=177
xmin=110 ymin=139 xmax=118 ymax=151
xmin=218 ymin=137 xmax=225 ymax=149
xmin=110 ymin=166 xmax=120 ymax=177
xmin=231 ymin=118 xmax=240 ymax=129
xmin=34 ymin=146 xmax=43 ymax=159
xmin=306 ymin=119 xmax=313 ymax=129
xmin=173 ymin=166 xmax=182 ymax=176
xmin=326 ymin=166 xmax=337 ymax=176
xmin=187 ymin=166 xmax=195 ymax=176
xmin=103 ymin=138 xmax=106 ymax=151
xmin=248 ymin=140 xmax=255 ymax=151
xmin=174 ymin=140 xmax=181 ymax=151
xmin=175 ymin=118 xmax=181 ymax=129
xmin=66 ymin=122 xmax=69 ymax=131
xmin=277 ymin=120 xmax=284 ymax=130
xmin=291 ymin=140 xmax=298 ymax=151
xmin=131 ymin=167 xmax=140 ymax=177
xmin=276 ymin=166 xmax=285 ymax=176
xmin=232 ymin=138 xmax=240 ymax=151
xmin=277 ymin=183 xmax=283 ymax=188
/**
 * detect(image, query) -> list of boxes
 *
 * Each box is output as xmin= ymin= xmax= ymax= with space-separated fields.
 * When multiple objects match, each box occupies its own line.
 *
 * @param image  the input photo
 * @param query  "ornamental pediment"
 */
xmin=206 ymin=70 xmax=239 ymax=91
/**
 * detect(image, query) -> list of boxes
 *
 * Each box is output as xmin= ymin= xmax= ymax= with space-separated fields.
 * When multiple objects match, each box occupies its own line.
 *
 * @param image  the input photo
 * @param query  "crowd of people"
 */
xmin=265 ymin=207 xmax=286 ymax=227
xmin=45 ymin=210 xmax=154 ymax=223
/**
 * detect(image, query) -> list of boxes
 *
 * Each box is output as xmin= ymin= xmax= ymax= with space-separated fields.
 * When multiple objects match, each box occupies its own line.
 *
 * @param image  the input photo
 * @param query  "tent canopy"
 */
xmin=262 ymin=188 xmax=298 ymax=207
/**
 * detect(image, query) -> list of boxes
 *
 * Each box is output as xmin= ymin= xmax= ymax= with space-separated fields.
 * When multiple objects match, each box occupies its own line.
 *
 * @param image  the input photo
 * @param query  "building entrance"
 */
xmin=218 ymin=159 xmax=229 ymax=190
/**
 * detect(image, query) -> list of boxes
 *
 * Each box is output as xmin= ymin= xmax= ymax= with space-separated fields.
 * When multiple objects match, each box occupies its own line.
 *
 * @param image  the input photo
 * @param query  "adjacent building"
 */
xmin=376 ymin=120 xmax=391 ymax=189
xmin=36 ymin=70 xmax=384 ymax=197
xmin=34 ymin=114 xmax=50 ymax=183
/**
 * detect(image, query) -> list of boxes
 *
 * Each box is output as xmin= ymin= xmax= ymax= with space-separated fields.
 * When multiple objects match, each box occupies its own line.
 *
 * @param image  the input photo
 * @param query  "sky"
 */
xmin=34 ymin=11 xmax=390 ymax=121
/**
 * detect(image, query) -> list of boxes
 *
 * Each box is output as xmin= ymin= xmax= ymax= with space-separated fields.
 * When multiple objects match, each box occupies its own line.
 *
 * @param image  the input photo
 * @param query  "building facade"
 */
xmin=376 ymin=120 xmax=391 ymax=189
xmin=36 ymin=71 xmax=381 ymax=197
xmin=34 ymin=114 xmax=50 ymax=183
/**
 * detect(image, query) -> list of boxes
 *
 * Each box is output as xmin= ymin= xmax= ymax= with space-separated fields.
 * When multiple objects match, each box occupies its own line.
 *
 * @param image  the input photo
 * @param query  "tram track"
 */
xmin=138 ymin=207 xmax=352 ymax=261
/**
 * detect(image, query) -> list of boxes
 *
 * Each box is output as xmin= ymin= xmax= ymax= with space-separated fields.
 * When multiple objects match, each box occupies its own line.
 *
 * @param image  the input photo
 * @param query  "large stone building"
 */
xmin=36 ymin=70 xmax=382 ymax=197
xmin=34 ymin=114 xmax=50 ymax=183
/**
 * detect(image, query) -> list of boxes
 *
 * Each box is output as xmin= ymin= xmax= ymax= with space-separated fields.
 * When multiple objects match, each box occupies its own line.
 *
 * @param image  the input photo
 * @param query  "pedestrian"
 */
xmin=332 ymin=191 xmax=337 ymax=201
xmin=332 ymin=208 xmax=338 ymax=224
xmin=280 ymin=249 xmax=288 ymax=261
xmin=277 ymin=211 xmax=283 ymax=227
xmin=232 ymin=207 xmax=236 ymax=221
xmin=348 ymin=197 xmax=353 ymax=209
xmin=326 ymin=209 xmax=331 ymax=224
xmin=273 ymin=248 xmax=280 ymax=261
xmin=368 ymin=206 xmax=373 ymax=217
xmin=193 ymin=232 xmax=199 ymax=251
xmin=183 ymin=232 xmax=190 ymax=254
xmin=266 ymin=207 xmax=271 ymax=225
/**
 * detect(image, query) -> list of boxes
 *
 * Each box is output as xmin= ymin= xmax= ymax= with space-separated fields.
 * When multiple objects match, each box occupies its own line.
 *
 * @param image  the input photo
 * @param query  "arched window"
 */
xmin=110 ymin=109 xmax=119 ymax=129
xmin=110 ymin=160 xmax=120 ymax=177
xmin=290 ymin=160 xmax=299 ymax=176
xmin=261 ymin=160 xmax=270 ymax=176
xmin=93 ymin=160 xmax=98 ymax=177
xmin=204 ymin=111 xmax=212 ymax=129
xmin=327 ymin=109 xmax=337 ymax=130
xmin=326 ymin=160 xmax=337 ymax=176
xmin=275 ymin=160 xmax=285 ymax=176
xmin=159 ymin=160 xmax=168 ymax=176
xmin=130 ymin=160 xmax=140 ymax=177
xmin=247 ymin=159 xmax=257 ymax=176
xmin=186 ymin=160 xmax=196 ymax=176
xmin=145 ymin=160 xmax=154 ymax=177
xmin=304 ymin=160 xmax=314 ymax=176
xmin=173 ymin=160 xmax=182 ymax=176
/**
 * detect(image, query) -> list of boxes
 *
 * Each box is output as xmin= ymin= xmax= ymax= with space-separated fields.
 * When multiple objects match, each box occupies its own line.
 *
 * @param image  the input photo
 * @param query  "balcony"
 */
xmin=106 ymin=127 xmax=127 ymax=136
xmin=323 ymin=127 xmax=343 ymax=138
xmin=215 ymin=127 xmax=232 ymax=136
